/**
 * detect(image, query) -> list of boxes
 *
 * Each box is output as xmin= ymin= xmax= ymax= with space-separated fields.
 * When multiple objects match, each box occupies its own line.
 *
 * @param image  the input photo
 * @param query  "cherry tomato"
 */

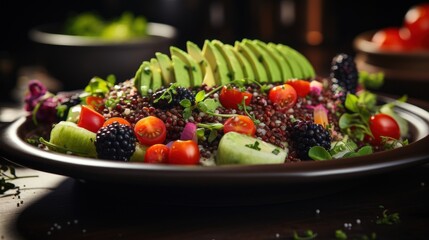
xmin=268 ymin=84 xmax=297 ymax=110
xmin=287 ymin=79 xmax=311 ymax=97
xmin=368 ymin=113 xmax=400 ymax=145
xmin=86 ymin=95 xmax=105 ymax=112
xmin=103 ymin=117 xmax=131 ymax=127
xmin=371 ymin=27 xmax=411 ymax=50
xmin=223 ymin=115 xmax=256 ymax=136
xmin=144 ymin=144 xmax=169 ymax=163
xmin=78 ymin=105 xmax=105 ymax=133
xmin=404 ymin=3 xmax=429 ymax=49
xmin=168 ymin=140 xmax=200 ymax=165
xmin=134 ymin=116 xmax=167 ymax=146
xmin=219 ymin=86 xmax=252 ymax=109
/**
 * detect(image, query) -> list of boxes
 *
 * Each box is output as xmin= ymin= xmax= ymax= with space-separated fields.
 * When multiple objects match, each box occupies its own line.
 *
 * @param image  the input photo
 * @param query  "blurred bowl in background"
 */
xmin=353 ymin=30 xmax=429 ymax=101
xmin=353 ymin=30 xmax=429 ymax=82
xmin=29 ymin=22 xmax=177 ymax=91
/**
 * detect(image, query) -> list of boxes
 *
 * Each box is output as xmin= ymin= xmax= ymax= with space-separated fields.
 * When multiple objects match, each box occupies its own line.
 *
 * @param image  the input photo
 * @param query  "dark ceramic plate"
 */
xmin=1 ymin=96 xmax=429 ymax=205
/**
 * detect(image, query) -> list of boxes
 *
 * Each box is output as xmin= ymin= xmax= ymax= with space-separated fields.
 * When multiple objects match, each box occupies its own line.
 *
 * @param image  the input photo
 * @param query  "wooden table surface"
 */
xmin=0 ymin=162 xmax=428 ymax=240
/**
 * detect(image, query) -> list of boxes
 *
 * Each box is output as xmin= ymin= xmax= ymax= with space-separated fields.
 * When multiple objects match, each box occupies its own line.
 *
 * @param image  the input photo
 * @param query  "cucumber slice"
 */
xmin=216 ymin=132 xmax=287 ymax=165
xmin=49 ymin=121 xmax=97 ymax=157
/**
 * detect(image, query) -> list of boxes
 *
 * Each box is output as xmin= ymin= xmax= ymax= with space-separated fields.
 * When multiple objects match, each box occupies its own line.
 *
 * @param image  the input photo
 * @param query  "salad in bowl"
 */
xmin=24 ymin=39 xmax=409 ymax=166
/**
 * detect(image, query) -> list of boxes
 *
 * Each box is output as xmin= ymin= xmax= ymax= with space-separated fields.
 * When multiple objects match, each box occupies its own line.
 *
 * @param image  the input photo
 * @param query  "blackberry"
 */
xmin=95 ymin=122 xmax=136 ymax=161
xmin=290 ymin=121 xmax=332 ymax=160
xmin=330 ymin=53 xmax=358 ymax=101
xmin=151 ymin=85 xmax=195 ymax=109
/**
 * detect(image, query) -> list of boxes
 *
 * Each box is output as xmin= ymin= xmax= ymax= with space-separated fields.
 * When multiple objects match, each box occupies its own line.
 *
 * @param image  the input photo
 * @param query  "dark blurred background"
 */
xmin=1 ymin=0 xmax=428 ymax=104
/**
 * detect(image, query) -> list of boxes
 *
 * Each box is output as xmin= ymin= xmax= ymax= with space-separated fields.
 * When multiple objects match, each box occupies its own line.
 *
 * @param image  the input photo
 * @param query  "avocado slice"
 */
xmin=254 ymin=40 xmax=293 ymax=82
xmin=186 ymin=41 xmax=216 ymax=87
xmin=280 ymin=44 xmax=316 ymax=79
xmin=217 ymin=132 xmax=287 ymax=165
xmin=274 ymin=43 xmax=305 ymax=79
xmin=171 ymin=55 xmax=192 ymax=88
xmin=235 ymin=41 xmax=268 ymax=83
xmin=170 ymin=46 xmax=203 ymax=87
xmin=202 ymin=40 xmax=230 ymax=86
xmin=135 ymin=60 xmax=152 ymax=95
xmin=224 ymin=44 xmax=255 ymax=84
xmin=150 ymin=58 xmax=163 ymax=92
xmin=268 ymin=43 xmax=303 ymax=78
xmin=155 ymin=52 xmax=175 ymax=86
xmin=243 ymin=39 xmax=282 ymax=83
xmin=212 ymin=40 xmax=244 ymax=83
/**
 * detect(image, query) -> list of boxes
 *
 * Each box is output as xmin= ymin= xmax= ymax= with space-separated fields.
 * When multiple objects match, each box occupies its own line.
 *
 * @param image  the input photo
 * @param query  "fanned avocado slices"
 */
xmin=171 ymin=55 xmax=192 ymax=88
xmin=280 ymin=44 xmax=315 ymax=79
xmin=134 ymin=60 xmax=152 ymax=95
xmin=149 ymin=58 xmax=162 ymax=92
xmin=202 ymin=40 xmax=230 ymax=86
xmin=187 ymin=41 xmax=216 ymax=87
xmin=243 ymin=39 xmax=282 ymax=83
xmin=254 ymin=39 xmax=294 ymax=82
xmin=224 ymin=44 xmax=255 ymax=84
xmin=170 ymin=46 xmax=203 ymax=87
xmin=155 ymin=52 xmax=175 ymax=86
xmin=235 ymin=41 xmax=269 ymax=83
xmin=274 ymin=43 xmax=305 ymax=79
xmin=133 ymin=39 xmax=316 ymax=94
xmin=212 ymin=40 xmax=244 ymax=82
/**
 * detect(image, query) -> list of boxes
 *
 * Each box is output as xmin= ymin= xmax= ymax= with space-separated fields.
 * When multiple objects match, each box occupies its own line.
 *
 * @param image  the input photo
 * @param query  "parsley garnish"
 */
xmin=272 ymin=148 xmax=280 ymax=155
xmin=245 ymin=141 xmax=261 ymax=151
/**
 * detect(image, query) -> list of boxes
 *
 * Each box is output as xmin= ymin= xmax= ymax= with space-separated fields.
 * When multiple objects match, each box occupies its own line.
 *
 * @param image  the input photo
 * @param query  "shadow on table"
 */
xmin=11 ymin=165 xmax=429 ymax=240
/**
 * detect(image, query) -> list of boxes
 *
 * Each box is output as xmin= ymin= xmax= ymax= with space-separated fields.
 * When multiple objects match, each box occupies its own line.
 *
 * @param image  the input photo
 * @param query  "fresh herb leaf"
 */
xmin=272 ymin=148 xmax=280 ymax=155
xmin=245 ymin=141 xmax=261 ymax=151
xmin=309 ymin=146 xmax=332 ymax=160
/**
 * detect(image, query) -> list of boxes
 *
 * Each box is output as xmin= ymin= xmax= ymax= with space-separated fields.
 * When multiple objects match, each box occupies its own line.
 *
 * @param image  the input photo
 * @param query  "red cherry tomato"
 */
xmin=85 ymin=95 xmax=105 ymax=112
xmin=404 ymin=3 xmax=429 ymax=49
xmin=219 ymin=86 xmax=252 ymax=109
xmin=144 ymin=144 xmax=169 ymax=163
xmin=268 ymin=84 xmax=297 ymax=110
xmin=368 ymin=113 xmax=400 ymax=145
xmin=223 ymin=115 xmax=256 ymax=136
xmin=287 ymin=79 xmax=311 ymax=97
xmin=168 ymin=140 xmax=200 ymax=165
xmin=78 ymin=105 xmax=105 ymax=133
xmin=134 ymin=116 xmax=167 ymax=146
xmin=103 ymin=117 xmax=131 ymax=127
xmin=371 ymin=27 xmax=411 ymax=50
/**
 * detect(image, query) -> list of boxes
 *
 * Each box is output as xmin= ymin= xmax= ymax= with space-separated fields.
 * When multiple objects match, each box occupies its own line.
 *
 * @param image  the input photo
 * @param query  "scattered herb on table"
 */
xmin=376 ymin=205 xmax=400 ymax=225
xmin=293 ymin=229 xmax=318 ymax=240
xmin=1 ymin=165 xmax=38 ymax=196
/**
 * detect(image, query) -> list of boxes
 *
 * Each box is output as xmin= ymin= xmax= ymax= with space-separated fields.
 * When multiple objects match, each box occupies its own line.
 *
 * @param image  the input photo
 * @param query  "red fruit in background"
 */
xmin=371 ymin=27 xmax=412 ymax=50
xmin=403 ymin=3 xmax=429 ymax=49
